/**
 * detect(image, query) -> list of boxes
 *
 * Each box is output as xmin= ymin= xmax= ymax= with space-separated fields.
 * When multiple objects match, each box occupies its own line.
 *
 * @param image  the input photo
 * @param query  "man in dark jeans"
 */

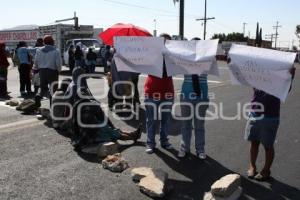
xmin=34 ymin=35 xmax=62 ymax=107
xmin=100 ymin=45 xmax=111 ymax=74
xmin=108 ymin=59 xmax=140 ymax=110
xmin=68 ymin=45 xmax=75 ymax=73
xmin=17 ymin=41 xmax=32 ymax=96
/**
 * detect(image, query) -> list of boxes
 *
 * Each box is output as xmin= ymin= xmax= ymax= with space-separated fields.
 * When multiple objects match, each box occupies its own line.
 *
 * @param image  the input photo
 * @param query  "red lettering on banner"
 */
xmin=0 ymin=32 xmax=12 ymax=41
xmin=0 ymin=31 xmax=39 ymax=42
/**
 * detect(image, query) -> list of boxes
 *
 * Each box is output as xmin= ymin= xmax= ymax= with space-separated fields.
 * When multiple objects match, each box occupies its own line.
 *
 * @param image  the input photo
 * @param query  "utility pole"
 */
xmin=196 ymin=0 xmax=215 ymax=40
xmin=265 ymin=34 xmax=275 ymax=48
xmin=179 ymin=0 xmax=184 ymax=39
xmin=153 ymin=19 xmax=157 ymax=37
xmin=273 ymin=21 xmax=282 ymax=49
xmin=55 ymin=12 xmax=79 ymax=30
xmin=243 ymin=22 xmax=247 ymax=36
xmin=173 ymin=0 xmax=184 ymax=39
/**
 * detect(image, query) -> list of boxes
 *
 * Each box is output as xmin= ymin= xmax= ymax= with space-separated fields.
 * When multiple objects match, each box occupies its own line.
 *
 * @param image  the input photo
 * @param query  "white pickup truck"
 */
xmin=63 ymin=38 xmax=102 ymax=66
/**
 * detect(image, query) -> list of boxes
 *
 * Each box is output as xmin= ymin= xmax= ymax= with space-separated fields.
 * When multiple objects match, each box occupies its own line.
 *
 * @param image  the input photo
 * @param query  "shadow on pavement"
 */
xmin=114 ymin=107 xmax=146 ymax=132
xmin=74 ymin=141 xmax=146 ymax=164
xmin=60 ymin=69 xmax=106 ymax=79
xmin=154 ymin=149 xmax=300 ymax=200
xmin=116 ymin=107 xmax=182 ymax=136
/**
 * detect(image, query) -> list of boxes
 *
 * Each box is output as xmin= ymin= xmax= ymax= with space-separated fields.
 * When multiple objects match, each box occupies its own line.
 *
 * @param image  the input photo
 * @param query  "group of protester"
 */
xmin=0 ymin=32 xmax=297 ymax=182
xmin=108 ymin=33 xmax=297 ymax=182
xmin=67 ymin=43 xmax=112 ymax=74
xmin=67 ymin=45 xmax=97 ymax=74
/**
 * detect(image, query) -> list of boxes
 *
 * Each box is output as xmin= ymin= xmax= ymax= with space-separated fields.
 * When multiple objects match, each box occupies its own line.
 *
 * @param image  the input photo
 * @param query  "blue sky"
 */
xmin=1 ymin=0 xmax=299 ymax=47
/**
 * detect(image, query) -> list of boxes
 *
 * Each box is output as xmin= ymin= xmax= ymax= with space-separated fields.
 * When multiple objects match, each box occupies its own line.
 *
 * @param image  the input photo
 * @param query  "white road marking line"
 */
xmin=0 ymin=118 xmax=44 ymax=134
xmin=0 ymin=118 xmax=40 ymax=130
xmin=0 ymin=102 xmax=17 ymax=110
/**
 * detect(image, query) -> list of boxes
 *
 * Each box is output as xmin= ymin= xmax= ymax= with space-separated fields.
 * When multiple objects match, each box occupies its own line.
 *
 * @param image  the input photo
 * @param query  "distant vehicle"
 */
xmin=38 ymin=24 xmax=103 ymax=67
xmin=221 ymin=41 xmax=247 ymax=55
xmin=63 ymin=39 xmax=102 ymax=66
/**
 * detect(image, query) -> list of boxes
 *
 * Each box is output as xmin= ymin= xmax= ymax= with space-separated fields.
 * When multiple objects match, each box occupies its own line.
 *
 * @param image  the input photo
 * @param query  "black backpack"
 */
xmin=70 ymin=87 xmax=115 ymax=150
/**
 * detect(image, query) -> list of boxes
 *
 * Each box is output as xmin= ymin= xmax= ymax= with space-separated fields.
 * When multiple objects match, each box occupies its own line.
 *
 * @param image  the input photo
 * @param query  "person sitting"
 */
xmin=52 ymin=67 xmax=141 ymax=151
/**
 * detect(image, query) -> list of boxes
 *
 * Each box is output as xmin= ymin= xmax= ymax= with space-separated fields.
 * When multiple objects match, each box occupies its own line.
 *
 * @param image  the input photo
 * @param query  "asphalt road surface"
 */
xmin=0 ymin=61 xmax=299 ymax=200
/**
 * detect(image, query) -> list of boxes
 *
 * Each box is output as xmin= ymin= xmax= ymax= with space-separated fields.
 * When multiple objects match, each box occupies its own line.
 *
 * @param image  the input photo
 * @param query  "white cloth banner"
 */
xmin=164 ymin=39 xmax=219 ymax=76
xmin=228 ymin=44 xmax=296 ymax=102
xmin=114 ymin=36 xmax=164 ymax=78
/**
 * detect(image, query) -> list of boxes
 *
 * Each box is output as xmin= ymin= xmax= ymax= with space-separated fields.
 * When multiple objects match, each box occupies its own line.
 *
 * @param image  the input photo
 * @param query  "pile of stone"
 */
xmin=102 ymin=153 xmax=129 ymax=173
xmin=98 ymin=142 xmax=129 ymax=173
xmin=204 ymin=174 xmax=242 ymax=200
xmin=131 ymin=167 xmax=168 ymax=198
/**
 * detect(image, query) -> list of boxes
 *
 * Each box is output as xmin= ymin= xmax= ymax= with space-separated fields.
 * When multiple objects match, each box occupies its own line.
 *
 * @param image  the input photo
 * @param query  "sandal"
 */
xmin=247 ymin=169 xmax=257 ymax=179
xmin=254 ymin=171 xmax=271 ymax=182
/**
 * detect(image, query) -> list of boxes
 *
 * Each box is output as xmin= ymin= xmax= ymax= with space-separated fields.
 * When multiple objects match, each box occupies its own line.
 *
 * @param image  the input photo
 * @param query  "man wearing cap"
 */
xmin=34 ymin=35 xmax=62 ymax=107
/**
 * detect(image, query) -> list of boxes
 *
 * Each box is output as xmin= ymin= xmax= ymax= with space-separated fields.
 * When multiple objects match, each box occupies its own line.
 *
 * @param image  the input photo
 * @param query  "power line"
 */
xmin=211 ymin=21 xmax=236 ymax=32
xmin=102 ymin=0 xmax=199 ymax=18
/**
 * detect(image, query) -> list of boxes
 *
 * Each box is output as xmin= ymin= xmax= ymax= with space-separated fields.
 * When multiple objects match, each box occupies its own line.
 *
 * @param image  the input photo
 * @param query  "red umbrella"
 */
xmin=99 ymin=23 xmax=152 ymax=46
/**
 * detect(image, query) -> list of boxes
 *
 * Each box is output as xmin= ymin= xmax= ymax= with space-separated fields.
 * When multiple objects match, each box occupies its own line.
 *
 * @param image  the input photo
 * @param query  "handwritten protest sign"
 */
xmin=228 ymin=44 xmax=296 ymax=102
xmin=164 ymin=39 xmax=219 ymax=76
xmin=114 ymin=36 xmax=164 ymax=77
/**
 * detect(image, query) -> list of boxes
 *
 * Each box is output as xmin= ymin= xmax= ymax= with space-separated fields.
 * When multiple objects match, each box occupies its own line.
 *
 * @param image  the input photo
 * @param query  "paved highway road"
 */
xmin=0 ymin=61 xmax=299 ymax=200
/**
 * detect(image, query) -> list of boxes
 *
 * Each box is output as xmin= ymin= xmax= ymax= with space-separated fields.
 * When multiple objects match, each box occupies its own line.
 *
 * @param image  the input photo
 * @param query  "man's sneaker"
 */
xmin=178 ymin=150 xmax=187 ymax=158
xmin=20 ymin=91 xmax=26 ymax=97
xmin=197 ymin=152 xmax=207 ymax=160
xmin=145 ymin=147 xmax=154 ymax=154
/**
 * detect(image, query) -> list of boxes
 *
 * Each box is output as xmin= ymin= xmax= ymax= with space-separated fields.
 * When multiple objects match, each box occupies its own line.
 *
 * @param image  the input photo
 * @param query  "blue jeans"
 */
xmin=145 ymin=98 xmax=173 ymax=148
xmin=180 ymin=99 xmax=208 ymax=154
xmin=75 ymin=59 xmax=83 ymax=67
xmin=87 ymin=60 xmax=96 ymax=73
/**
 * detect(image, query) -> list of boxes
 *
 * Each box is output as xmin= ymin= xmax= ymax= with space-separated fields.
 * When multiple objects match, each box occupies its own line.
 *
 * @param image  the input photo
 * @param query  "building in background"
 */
xmin=0 ymin=24 xmax=103 ymax=52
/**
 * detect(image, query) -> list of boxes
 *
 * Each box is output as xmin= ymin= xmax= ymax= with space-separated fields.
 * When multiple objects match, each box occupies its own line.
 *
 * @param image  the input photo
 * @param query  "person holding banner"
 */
xmin=177 ymin=38 xmax=209 ymax=160
xmin=144 ymin=33 xmax=174 ymax=154
xmin=245 ymin=67 xmax=296 ymax=181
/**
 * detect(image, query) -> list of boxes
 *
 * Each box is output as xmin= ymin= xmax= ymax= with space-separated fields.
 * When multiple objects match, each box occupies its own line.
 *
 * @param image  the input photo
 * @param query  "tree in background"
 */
xmin=211 ymin=32 xmax=248 ymax=43
xmin=296 ymin=25 xmax=300 ymax=48
xmin=211 ymin=33 xmax=226 ymax=43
